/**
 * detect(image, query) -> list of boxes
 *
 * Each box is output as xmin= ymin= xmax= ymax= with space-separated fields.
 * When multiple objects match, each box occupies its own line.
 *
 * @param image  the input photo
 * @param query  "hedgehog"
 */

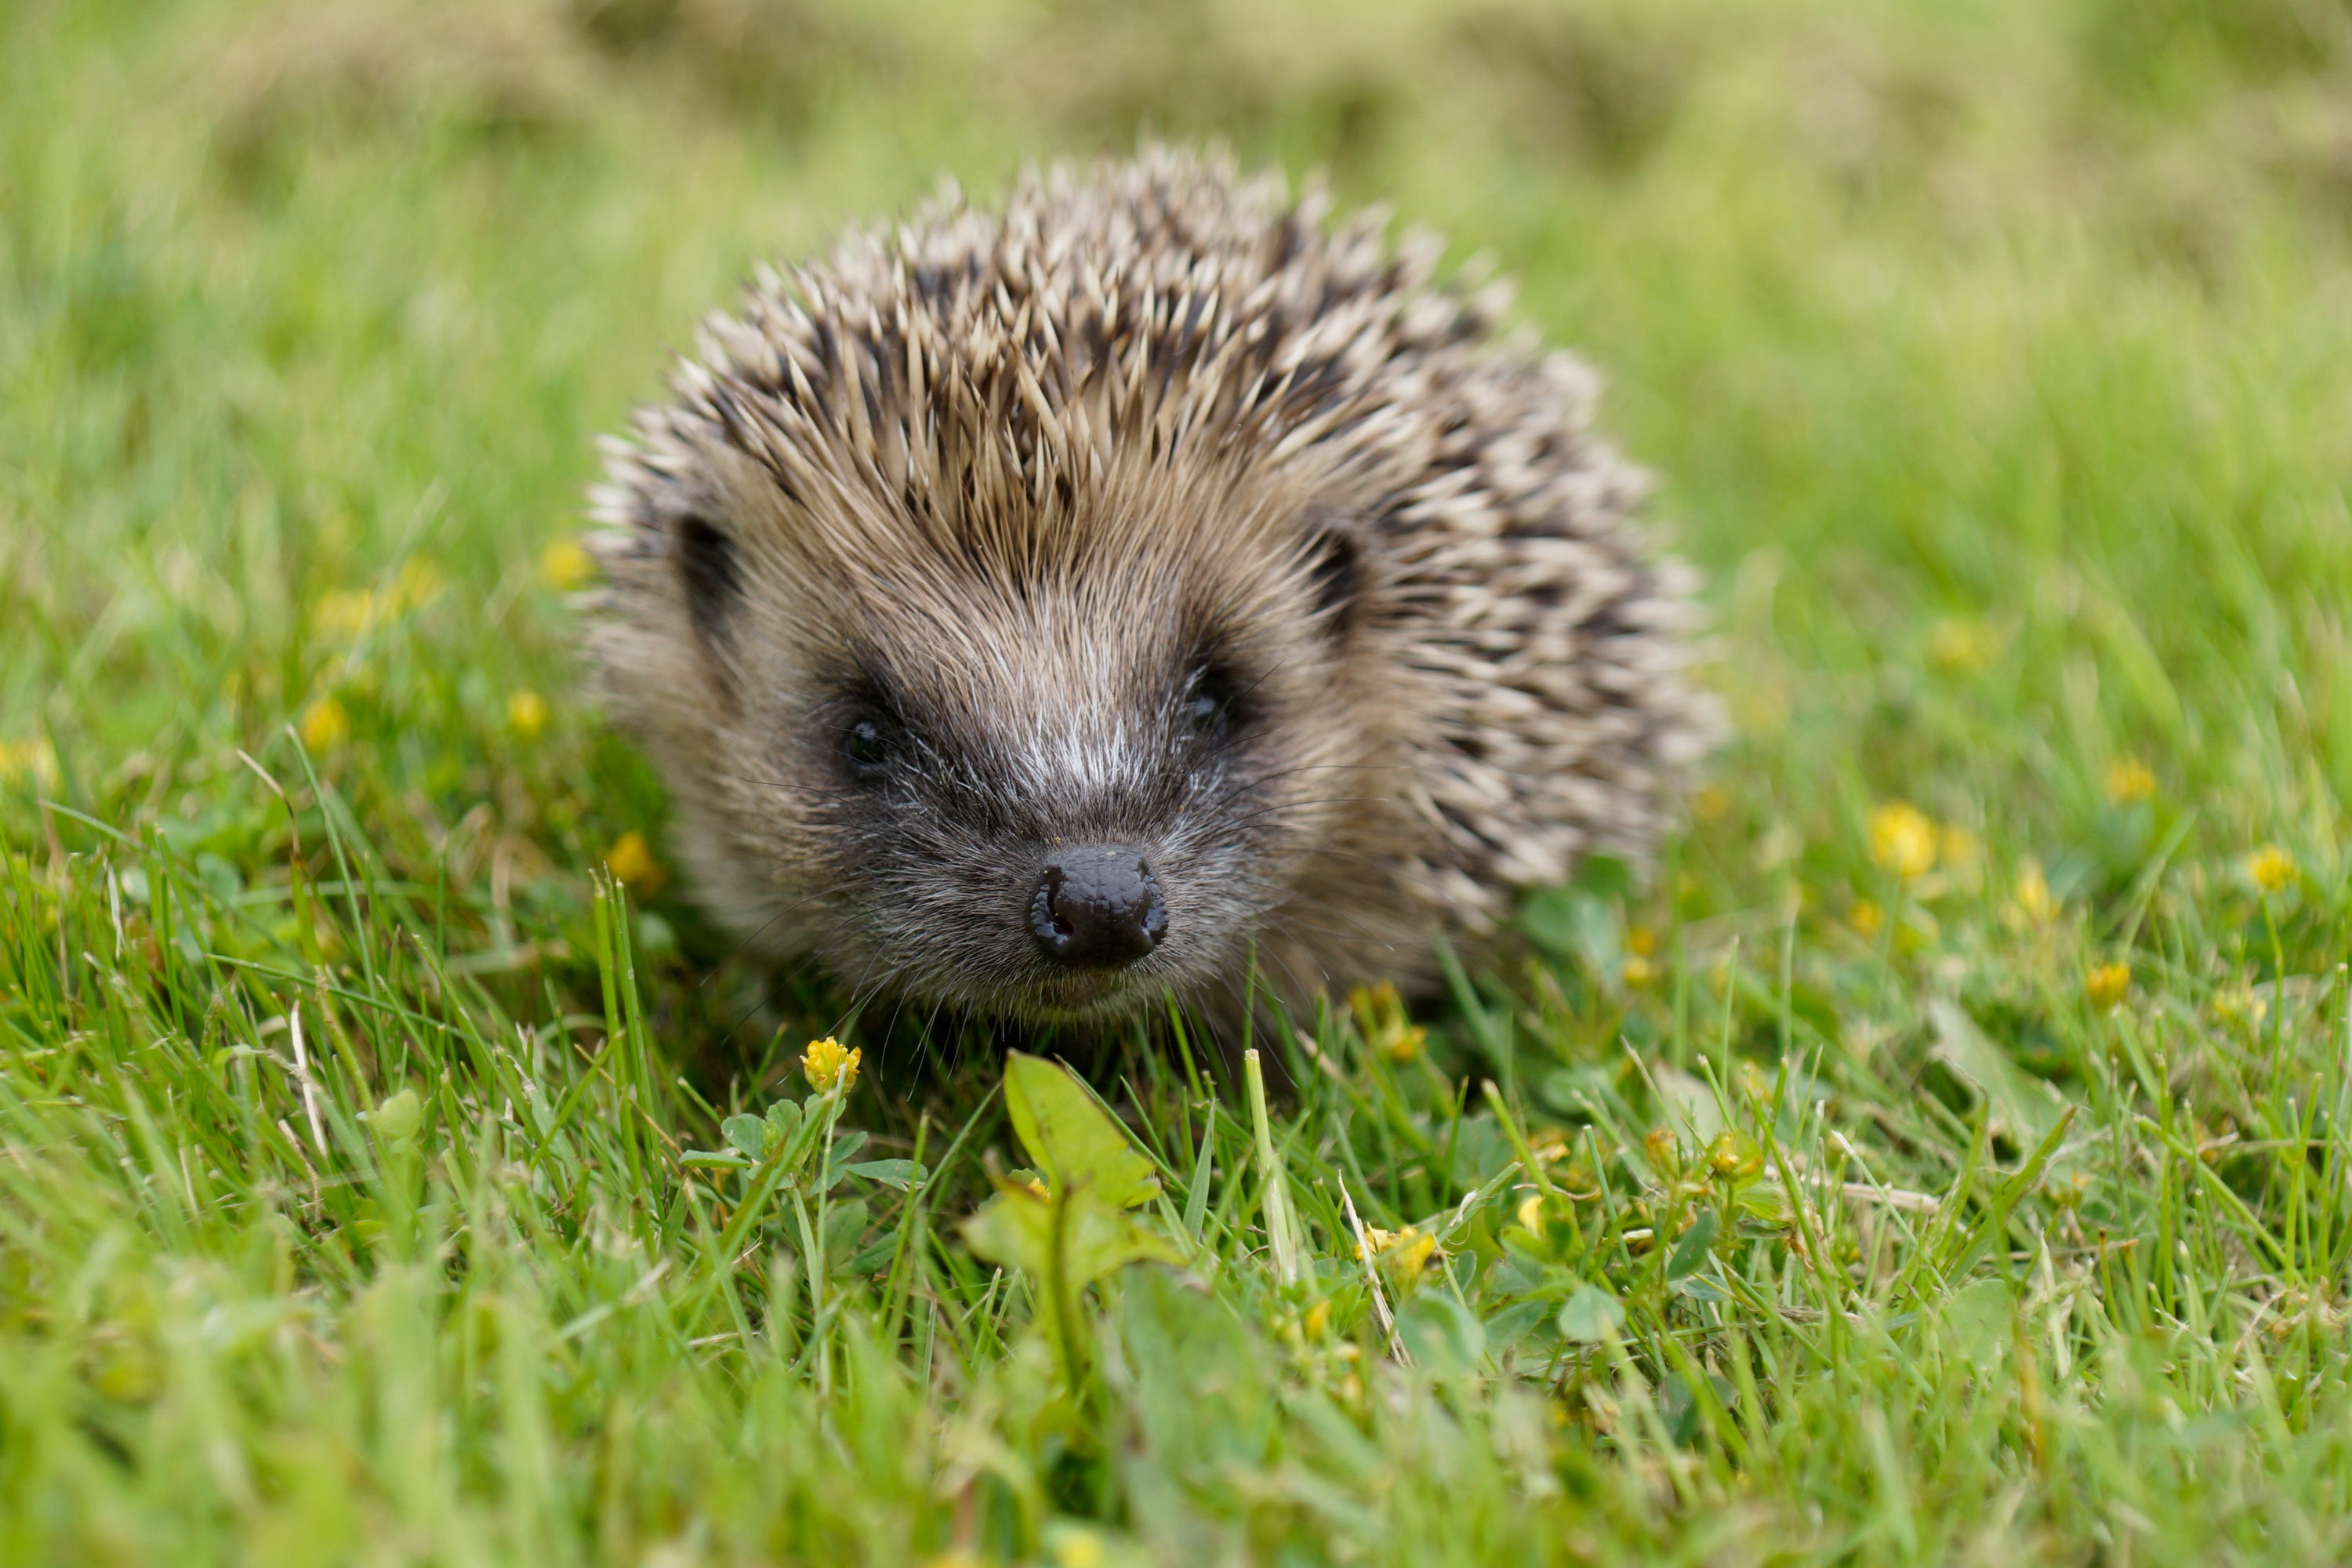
xmin=581 ymin=147 xmax=1715 ymax=1036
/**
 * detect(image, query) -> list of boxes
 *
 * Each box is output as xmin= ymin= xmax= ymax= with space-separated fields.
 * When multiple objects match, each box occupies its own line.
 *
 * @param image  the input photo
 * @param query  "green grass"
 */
xmin=9 ymin=0 xmax=2352 ymax=1561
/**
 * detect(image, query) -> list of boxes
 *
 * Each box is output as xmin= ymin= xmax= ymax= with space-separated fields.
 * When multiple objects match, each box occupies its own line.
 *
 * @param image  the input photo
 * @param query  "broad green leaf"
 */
xmin=1002 ymin=1052 xmax=1159 ymax=1207
xmin=764 ymin=1098 xmax=803 ymax=1151
xmin=1940 ymin=1277 xmax=2013 ymax=1371
xmin=1559 ymin=1283 xmax=1626 ymax=1344
xmin=1398 ymin=1294 xmax=1485 ymax=1377
xmin=961 ymin=1181 xmax=1179 ymax=1288
xmin=370 ymin=1087 xmax=421 ymax=1146
xmin=822 ymin=1198 xmax=869 ymax=1269
xmin=1483 ymin=1298 xmax=1552 ymax=1356
xmin=844 ymin=1158 xmax=926 ymax=1190
xmin=1666 ymin=1208 xmax=1719 ymax=1279
xmin=822 ymin=1131 xmax=870 ymax=1184
xmin=1669 ymin=1273 xmax=1731 ymax=1303
xmin=722 ymin=1114 xmax=767 ymax=1161
xmin=1929 ymin=998 xmax=2064 ymax=1145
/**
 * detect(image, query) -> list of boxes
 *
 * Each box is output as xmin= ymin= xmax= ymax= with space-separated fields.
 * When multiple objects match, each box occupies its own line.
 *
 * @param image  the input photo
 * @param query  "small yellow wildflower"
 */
xmin=1849 ymin=898 xmax=1885 ymax=939
xmin=299 ymin=698 xmax=350 ymax=751
xmin=801 ymin=1036 xmax=861 ymax=1094
xmin=1626 ymin=925 xmax=1658 ymax=957
xmin=2103 ymin=759 xmax=2155 ymax=806
xmin=311 ymin=588 xmax=377 ymax=637
xmin=1377 ymin=1225 xmax=1436 ymax=1274
xmin=2214 ymin=986 xmax=2269 ymax=1028
xmin=1348 ymin=981 xmax=1425 ymax=1064
xmin=311 ymin=560 xmax=445 ymax=640
xmin=1516 ymin=1192 xmax=1546 ymax=1235
xmin=1926 ymin=616 xmax=1998 ymax=674
xmin=506 ymin=690 xmax=550 ymax=737
xmin=2012 ymin=860 xmax=2058 ymax=924
xmin=540 ymin=539 xmax=596 ymax=590
xmin=1356 ymin=1225 xmax=1437 ymax=1273
xmin=2247 ymin=844 xmax=2296 ymax=895
xmin=1621 ymin=953 xmax=1656 ymax=987
xmin=1867 ymin=802 xmax=1938 ymax=880
xmin=390 ymin=558 xmax=444 ymax=612
xmin=2085 ymin=963 xmax=2130 ymax=1012
xmin=0 ymin=739 xmax=60 ymax=790
xmin=1048 ymin=1529 xmax=1108 ymax=1568
xmin=1304 ymin=1298 xmax=1330 ymax=1338
xmin=1709 ymin=1131 xmax=1762 ymax=1182
xmin=605 ymin=830 xmax=665 ymax=896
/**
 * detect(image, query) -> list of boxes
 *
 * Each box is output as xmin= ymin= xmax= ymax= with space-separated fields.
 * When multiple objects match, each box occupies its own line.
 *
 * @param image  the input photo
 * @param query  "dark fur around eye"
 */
xmin=841 ymin=711 xmax=896 ymax=782
xmin=1178 ymin=660 xmax=1240 ymax=742
xmin=675 ymin=515 xmax=742 ymax=648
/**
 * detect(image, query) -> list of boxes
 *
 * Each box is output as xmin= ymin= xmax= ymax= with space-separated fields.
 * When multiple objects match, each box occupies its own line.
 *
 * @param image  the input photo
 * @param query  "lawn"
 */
xmin=7 ymin=0 xmax=2352 ymax=1562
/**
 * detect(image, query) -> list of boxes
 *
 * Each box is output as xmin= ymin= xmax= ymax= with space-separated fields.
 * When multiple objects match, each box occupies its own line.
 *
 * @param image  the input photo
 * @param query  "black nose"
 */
xmin=1030 ymin=848 xmax=1167 ymax=967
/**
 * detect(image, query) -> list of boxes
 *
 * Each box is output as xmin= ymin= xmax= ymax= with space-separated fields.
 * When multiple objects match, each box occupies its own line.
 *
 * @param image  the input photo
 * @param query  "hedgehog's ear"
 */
xmin=1301 ymin=519 xmax=1363 ymax=637
xmin=673 ymin=514 xmax=742 ymax=652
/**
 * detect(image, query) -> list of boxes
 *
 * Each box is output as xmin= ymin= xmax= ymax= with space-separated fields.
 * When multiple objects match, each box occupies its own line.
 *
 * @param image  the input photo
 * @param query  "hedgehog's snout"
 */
xmin=1028 ymin=848 xmax=1167 ymax=968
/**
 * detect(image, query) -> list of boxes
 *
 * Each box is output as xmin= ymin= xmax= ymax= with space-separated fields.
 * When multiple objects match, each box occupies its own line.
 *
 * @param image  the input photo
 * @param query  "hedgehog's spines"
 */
xmin=586 ymin=145 xmax=1719 ymax=989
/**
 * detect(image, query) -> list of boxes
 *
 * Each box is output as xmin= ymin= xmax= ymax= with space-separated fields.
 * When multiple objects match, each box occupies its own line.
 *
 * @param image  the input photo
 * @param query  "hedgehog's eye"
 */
xmin=1178 ymin=663 xmax=1237 ymax=743
xmin=675 ymin=514 xmax=742 ymax=648
xmin=842 ymin=715 xmax=894 ymax=781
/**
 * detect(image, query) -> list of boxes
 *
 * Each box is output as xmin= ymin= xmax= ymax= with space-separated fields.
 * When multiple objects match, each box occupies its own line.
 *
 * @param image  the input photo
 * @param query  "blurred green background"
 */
xmin=9 ymin=0 xmax=2352 ymax=906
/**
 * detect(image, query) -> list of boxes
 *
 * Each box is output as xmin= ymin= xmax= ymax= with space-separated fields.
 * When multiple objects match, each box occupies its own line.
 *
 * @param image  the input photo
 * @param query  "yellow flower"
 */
xmin=389 ymin=558 xmax=444 ymax=612
xmin=310 ymin=560 xmax=444 ymax=640
xmin=1304 ymin=1298 xmax=1331 ymax=1337
xmin=1048 ymin=1530 xmax=1107 ymax=1568
xmin=1621 ymin=953 xmax=1655 ymax=987
xmin=540 ymin=539 xmax=596 ymax=590
xmin=1926 ymin=616 xmax=1998 ymax=675
xmin=2012 ymin=860 xmax=2058 ymax=924
xmin=2103 ymin=759 xmax=2156 ymax=806
xmin=605 ymin=830 xmax=665 ymax=896
xmin=1348 ymin=981 xmax=1425 ymax=1064
xmin=2085 ymin=963 xmax=2130 ymax=1012
xmin=1849 ymin=898 xmax=1885 ymax=939
xmin=1690 ymin=784 xmax=1730 ymax=823
xmin=2247 ymin=844 xmax=2296 ymax=895
xmin=0 ymin=739 xmax=60 ymax=790
xmin=311 ymin=588 xmax=378 ymax=637
xmin=1626 ymin=925 xmax=1657 ymax=956
xmin=1357 ymin=1224 xmax=1436 ymax=1274
xmin=1516 ymin=1192 xmax=1546 ymax=1235
xmin=506 ymin=690 xmax=550 ymax=738
xmin=2214 ymin=985 xmax=2269 ymax=1027
xmin=299 ymin=698 xmax=350 ymax=751
xmin=801 ymin=1036 xmax=861 ymax=1094
xmin=1867 ymin=802 xmax=1938 ymax=880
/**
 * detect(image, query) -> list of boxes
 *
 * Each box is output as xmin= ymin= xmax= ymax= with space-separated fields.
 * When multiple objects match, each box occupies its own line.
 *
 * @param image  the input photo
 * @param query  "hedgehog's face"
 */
xmin=628 ymin=470 xmax=1382 ymax=1026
